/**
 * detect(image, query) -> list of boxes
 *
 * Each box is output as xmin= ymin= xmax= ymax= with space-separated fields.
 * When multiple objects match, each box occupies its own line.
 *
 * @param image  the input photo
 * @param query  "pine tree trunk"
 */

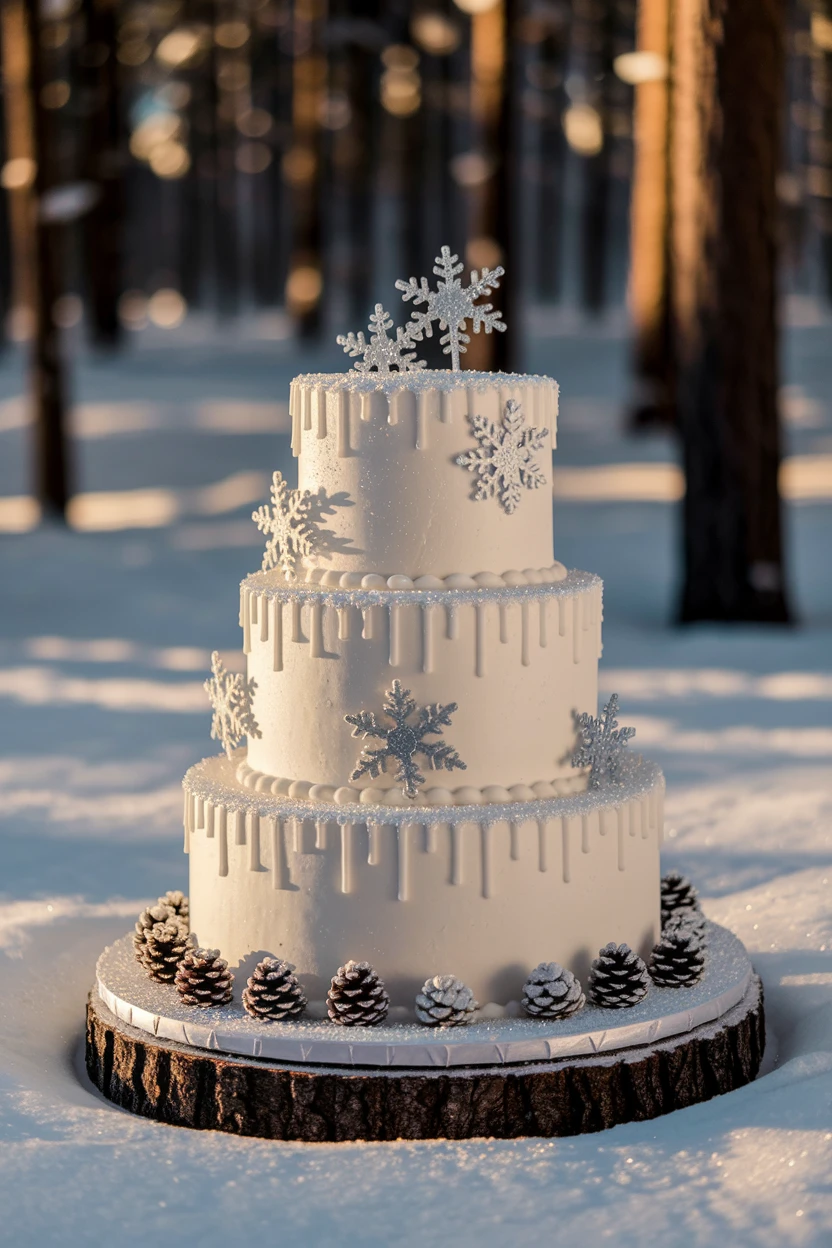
xmin=80 ymin=0 xmax=122 ymax=347
xmin=579 ymin=0 xmax=616 ymax=314
xmin=14 ymin=0 xmax=71 ymax=517
xmin=671 ymin=0 xmax=790 ymax=623
xmin=628 ymin=0 xmax=674 ymax=427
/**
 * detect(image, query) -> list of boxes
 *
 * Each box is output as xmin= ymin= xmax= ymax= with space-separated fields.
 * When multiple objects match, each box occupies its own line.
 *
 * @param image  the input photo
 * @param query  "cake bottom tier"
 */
xmin=184 ymin=754 xmax=664 ymax=1007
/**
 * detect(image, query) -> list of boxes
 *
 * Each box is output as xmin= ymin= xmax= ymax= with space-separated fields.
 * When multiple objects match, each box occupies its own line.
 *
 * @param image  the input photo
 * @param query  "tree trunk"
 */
xmin=6 ymin=0 xmax=71 ymax=517
xmin=286 ymin=0 xmax=326 ymax=339
xmin=80 ymin=0 xmax=123 ymax=347
xmin=671 ymin=0 xmax=790 ymax=623
xmin=628 ymin=0 xmax=674 ymax=427
xmin=87 ymin=976 xmax=765 ymax=1142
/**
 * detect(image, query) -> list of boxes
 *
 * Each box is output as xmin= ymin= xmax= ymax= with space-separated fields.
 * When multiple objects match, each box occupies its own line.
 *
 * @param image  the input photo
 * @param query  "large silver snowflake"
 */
xmin=394 ymin=245 xmax=506 ymax=371
xmin=336 ymin=303 xmax=425 ymax=374
xmin=572 ymin=694 xmax=636 ymax=788
xmin=204 ymin=651 xmax=261 ymax=759
xmin=455 ymin=399 xmax=549 ymax=514
xmin=252 ymin=470 xmax=320 ymax=579
xmin=345 ymin=680 xmax=467 ymax=800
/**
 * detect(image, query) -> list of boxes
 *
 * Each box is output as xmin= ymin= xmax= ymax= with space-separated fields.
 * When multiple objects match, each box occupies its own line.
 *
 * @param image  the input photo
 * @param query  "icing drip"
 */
xmin=303 ymin=389 xmax=313 ymax=431
xmin=424 ymin=822 xmax=437 ymax=853
xmin=235 ymin=807 xmax=246 ymax=846
xmin=446 ymin=604 xmax=458 ymax=640
xmin=310 ymin=602 xmax=325 ymax=658
xmin=315 ymin=820 xmax=327 ymax=850
xmin=397 ymin=824 xmax=411 ymax=901
xmin=362 ymin=606 xmax=374 ymax=640
xmin=273 ymin=600 xmax=283 ymax=671
xmin=573 ymin=595 xmax=581 ymax=664
xmin=218 ymin=805 xmax=228 ymax=876
xmin=368 ymin=823 xmax=381 ymax=866
xmin=249 ymin=811 xmax=261 ymax=871
xmin=499 ymin=604 xmax=509 ymax=644
xmin=336 ymin=393 xmax=350 ymax=457
xmin=415 ymin=397 xmax=428 ymax=449
xmin=537 ymin=819 xmax=547 ymax=872
xmin=521 ymin=602 xmax=530 ymax=666
xmin=539 ymin=600 xmax=547 ymax=648
xmin=480 ymin=824 xmax=493 ymax=899
xmin=250 ymin=593 xmax=258 ymax=626
xmin=561 ymin=816 xmax=571 ymax=883
xmin=422 ymin=605 xmax=435 ymax=674
xmin=617 ymin=806 xmax=625 ymax=871
xmin=183 ymin=789 xmax=191 ymax=852
xmin=205 ymin=802 xmax=214 ymax=838
xmin=451 ymin=824 xmax=464 ymax=886
xmin=340 ymin=823 xmax=353 ymax=894
xmin=196 ymin=797 xmax=205 ymax=830
xmin=475 ymin=603 xmax=487 ymax=677
xmin=389 ymin=604 xmax=403 ymax=667
xmin=509 ymin=821 xmax=520 ymax=860
xmin=338 ymin=606 xmax=351 ymax=641
xmin=316 ymin=390 xmax=327 ymax=439
xmin=242 ymin=591 xmax=251 ymax=654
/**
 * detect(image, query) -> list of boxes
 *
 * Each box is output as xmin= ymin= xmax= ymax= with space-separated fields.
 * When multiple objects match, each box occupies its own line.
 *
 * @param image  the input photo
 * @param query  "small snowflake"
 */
xmin=572 ymin=694 xmax=635 ymax=788
xmin=345 ymin=679 xmax=467 ymax=800
xmin=336 ymin=303 xmax=426 ymax=374
xmin=455 ymin=399 xmax=549 ymax=514
xmin=394 ymin=244 xmax=506 ymax=371
xmin=252 ymin=470 xmax=320 ymax=579
xmin=204 ymin=651 xmax=261 ymax=759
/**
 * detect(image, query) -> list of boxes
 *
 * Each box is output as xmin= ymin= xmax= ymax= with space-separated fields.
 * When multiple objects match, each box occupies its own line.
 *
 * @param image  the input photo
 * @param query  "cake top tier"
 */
xmin=280 ymin=369 xmax=558 ymax=583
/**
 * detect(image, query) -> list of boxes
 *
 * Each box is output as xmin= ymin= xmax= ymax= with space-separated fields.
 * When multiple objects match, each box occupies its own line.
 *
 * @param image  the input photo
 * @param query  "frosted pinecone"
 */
xmin=415 ymin=975 xmax=478 ymax=1027
xmin=175 ymin=947 xmax=234 ymax=1008
xmin=663 ymin=907 xmax=707 ymax=947
xmin=522 ymin=962 xmax=585 ymax=1019
xmin=660 ymin=870 xmax=700 ymax=926
xmin=327 ymin=961 xmax=389 ymax=1026
xmin=138 ymin=916 xmax=193 ymax=983
xmin=650 ymin=927 xmax=706 ymax=988
xmin=242 ymin=957 xmax=307 ymax=1021
xmin=133 ymin=903 xmax=178 ymax=963
xmin=588 ymin=943 xmax=650 ymax=1009
xmin=157 ymin=889 xmax=189 ymax=927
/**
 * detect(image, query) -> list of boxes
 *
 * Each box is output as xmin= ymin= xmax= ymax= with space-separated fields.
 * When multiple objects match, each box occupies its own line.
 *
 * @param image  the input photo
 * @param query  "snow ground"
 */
xmin=0 ymin=319 xmax=831 ymax=1246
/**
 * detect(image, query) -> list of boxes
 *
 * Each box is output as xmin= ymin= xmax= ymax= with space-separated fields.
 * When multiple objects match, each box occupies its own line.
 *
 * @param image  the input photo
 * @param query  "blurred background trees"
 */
xmin=2 ymin=0 xmax=828 ymax=620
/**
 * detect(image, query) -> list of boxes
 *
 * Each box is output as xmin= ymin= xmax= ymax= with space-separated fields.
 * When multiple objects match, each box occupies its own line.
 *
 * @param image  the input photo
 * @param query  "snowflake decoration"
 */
xmin=336 ymin=303 xmax=425 ymax=374
xmin=345 ymin=679 xmax=467 ymax=800
xmin=394 ymin=245 xmax=506 ymax=371
xmin=204 ymin=651 xmax=261 ymax=759
xmin=252 ymin=470 xmax=320 ymax=579
xmin=572 ymin=694 xmax=636 ymax=789
xmin=455 ymin=399 xmax=549 ymax=514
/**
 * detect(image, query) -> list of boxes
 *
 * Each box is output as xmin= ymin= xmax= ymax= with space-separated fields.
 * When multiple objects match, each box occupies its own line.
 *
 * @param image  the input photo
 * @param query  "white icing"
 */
xmin=184 ymin=754 xmax=664 ymax=1006
xmin=289 ymin=373 xmax=558 ymax=581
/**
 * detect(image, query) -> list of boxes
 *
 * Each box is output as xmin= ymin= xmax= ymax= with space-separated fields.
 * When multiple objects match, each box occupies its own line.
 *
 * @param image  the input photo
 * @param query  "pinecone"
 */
xmin=242 ymin=957 xmax=307 ymax=1021
xmin=588 ymin=943 xmax=650 ymax=1009
xmin=175 ymin=947 xmax=234 ymax=1007
xmin=650 ymin=927 xmax=706 ymax=988
xmin=327 ymin=961 xmax=389 ymax=1026
xmin=138 ymin=916 xmax=193 ymax=983
xmin=415 ymin=975 xmax=478 ymax=1027
xmin=663 ymin=907 xmax=707 ymax=947
xmin=660 ymin=870 xmax=700 ymax=926
xmin=133 ymin=903 xmax=178 ymax=963
xmin=522 ymin=962 xmax=585 ymax=1019
xmin=157 ymin=890 xmax=189 ymax=927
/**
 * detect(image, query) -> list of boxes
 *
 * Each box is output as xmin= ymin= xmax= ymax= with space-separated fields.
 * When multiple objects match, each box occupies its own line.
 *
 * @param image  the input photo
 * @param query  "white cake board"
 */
xmin=97 ymin=922 xmax=751 ymax=1070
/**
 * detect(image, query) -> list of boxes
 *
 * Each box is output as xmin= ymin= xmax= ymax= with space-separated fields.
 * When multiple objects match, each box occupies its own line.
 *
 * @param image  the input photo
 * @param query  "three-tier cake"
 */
xmin=183 ymin=264 xmax=664 ymax=1007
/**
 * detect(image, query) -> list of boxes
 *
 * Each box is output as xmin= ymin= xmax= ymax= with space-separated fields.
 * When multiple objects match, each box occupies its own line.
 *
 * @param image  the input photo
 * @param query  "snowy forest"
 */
xmin=1 ymin=1 xmax=832 ymax=1244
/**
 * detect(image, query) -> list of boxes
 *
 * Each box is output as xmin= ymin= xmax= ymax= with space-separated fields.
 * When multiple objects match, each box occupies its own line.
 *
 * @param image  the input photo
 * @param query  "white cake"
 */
xmin=184 ymin=368 xmax=664 ymax=1006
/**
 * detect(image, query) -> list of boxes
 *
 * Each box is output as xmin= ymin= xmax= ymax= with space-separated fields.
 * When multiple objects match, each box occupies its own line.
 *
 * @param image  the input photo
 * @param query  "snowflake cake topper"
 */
xmin=571 ymin=694 xmax=636 ymax=788
xmin=345 ymin=679 xmax=467 ymax=800
xmin=204 ymin=651 xmax=261 ymax=759
xmin=252 ymin=470 xmax=320 ymax=580
xmin=336 ymin=303 xmax=426 ymax=374
xmin=455 ymin=398 xmax=549 ymax=514
xmin=395 ymin=244 xmax=506 ymax=371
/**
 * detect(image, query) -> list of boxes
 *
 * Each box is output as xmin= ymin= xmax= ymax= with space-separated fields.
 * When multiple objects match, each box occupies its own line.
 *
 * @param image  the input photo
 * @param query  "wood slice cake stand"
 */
xmin=86 ymin=924 xmax=764 ymax=1142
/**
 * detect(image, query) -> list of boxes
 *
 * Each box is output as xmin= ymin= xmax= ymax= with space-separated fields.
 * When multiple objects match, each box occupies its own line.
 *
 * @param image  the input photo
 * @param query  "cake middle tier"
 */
xmin=241 ymin=568 xmax=602 ymax=794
